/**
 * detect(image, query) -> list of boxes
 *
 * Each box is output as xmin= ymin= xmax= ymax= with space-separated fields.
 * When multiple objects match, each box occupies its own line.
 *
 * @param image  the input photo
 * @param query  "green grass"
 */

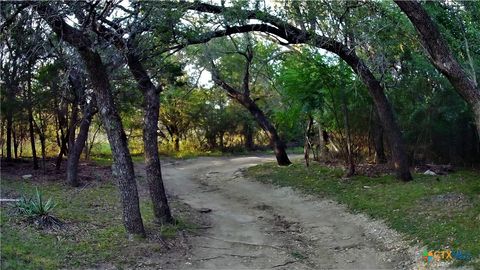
xmin=92 ymin=147 xmax=298 ymax=163
xmin=0 ymin=179 xmax=192 ymax=269
xmin=246 ymin=162 xmax=480 ymax=267
xmin=91 ymin=154 xmax=144 ymax=166
xmin=91 ymin=146 xmax=303 ymax=165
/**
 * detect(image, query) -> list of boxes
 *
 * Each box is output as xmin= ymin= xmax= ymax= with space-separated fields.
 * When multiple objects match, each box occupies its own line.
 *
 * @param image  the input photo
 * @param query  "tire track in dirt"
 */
xmin=143 ymin=155 xmax=420 ymax=269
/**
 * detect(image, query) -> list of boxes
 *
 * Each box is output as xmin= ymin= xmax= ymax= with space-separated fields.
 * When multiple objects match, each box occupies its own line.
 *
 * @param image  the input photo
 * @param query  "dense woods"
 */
xmin=1 ymin=0 xmax=479 ymax=240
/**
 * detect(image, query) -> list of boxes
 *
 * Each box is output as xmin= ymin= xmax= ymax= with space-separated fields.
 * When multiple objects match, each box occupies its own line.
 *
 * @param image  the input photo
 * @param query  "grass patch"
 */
xmin=91 ymin=147 xmax=303 ymax=165
xmin=245 ymin=162 xmax=480 ymax=267
xmin=0 ymin=178 xmax=189 ymax=269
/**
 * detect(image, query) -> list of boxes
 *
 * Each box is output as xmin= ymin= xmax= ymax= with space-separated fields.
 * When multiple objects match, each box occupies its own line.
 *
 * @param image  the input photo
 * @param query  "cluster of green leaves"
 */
xmin=274 ymin=48 xmax=371 ymax=149
xmin=15 ymin=188 xmax=56 ymax=218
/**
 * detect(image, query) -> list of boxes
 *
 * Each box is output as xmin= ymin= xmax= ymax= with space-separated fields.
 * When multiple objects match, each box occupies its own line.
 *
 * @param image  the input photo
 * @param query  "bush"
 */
xmin=15 ymin=188 xmax=63 ymax=229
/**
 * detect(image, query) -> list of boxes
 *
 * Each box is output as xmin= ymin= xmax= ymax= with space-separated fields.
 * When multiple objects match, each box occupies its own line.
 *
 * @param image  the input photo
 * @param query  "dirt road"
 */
xmin=154 ymin=155 xmax=419 ymax=269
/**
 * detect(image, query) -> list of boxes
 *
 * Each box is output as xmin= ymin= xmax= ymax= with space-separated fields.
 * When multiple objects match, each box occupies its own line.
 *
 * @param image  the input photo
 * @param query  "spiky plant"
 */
xmin=15 ymin=188 xmax=63 ymax=229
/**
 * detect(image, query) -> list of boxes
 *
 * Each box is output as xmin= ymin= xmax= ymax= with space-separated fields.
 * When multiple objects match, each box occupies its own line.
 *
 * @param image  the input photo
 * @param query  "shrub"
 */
xmin=15 ymin=188 xmax=63 ymax=229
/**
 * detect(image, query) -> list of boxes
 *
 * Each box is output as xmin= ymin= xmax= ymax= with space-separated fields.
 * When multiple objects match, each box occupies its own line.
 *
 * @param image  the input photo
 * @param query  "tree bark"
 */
xmin=209 ymin=45 xmax=291 ymax=166
xmin=66 ymin=100 xmax=96 ymax=187
xmin=141 ymin=83 xmax=173 ymax=224
xmin=92 ymin=21 xmax=174 ymax=224
xmin=82 ymin=50 xmax=145 ymax=237
xmin=215 ymin=78 xmax=291 ymax=166
xmin=250 ymin=103 xmax=291 ymax=166
xmin=37 ymin=4 xmax=146 ymax=237
xmin=126 ymin=52 xmax=173 ymax=224
xmin=395 ymin=0 xmax=480 ymax=138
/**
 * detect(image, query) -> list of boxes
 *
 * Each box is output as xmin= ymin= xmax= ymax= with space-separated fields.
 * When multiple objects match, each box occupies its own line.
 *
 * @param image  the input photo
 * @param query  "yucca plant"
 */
xmin=15 ymin=188 xmax=63 ymax=229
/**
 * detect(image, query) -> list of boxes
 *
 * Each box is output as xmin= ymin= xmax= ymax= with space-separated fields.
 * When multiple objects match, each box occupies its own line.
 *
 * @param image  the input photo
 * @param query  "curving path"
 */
xmin=149 ymin=155 xmax=418 ymax=269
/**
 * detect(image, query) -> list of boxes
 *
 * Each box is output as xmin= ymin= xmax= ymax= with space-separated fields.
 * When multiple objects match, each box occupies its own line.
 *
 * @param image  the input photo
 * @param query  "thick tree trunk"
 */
xmin=95 ymin=21 xmax=173 ymax=223
xmin=81 ymin=50 xmax=145 ymax=237
xmin=67 ymin=101 xmax=96 ymax=187
xmin=141 ymin=84 xmax=173 ymax=224
xmin=241 ymin=96 xmax=291 ymax=166
xmin=126 ymin=53 xmax=173 ymax=224
xmin=213 ymin=78 xmax=291 ymax=165
xmin=395 ymin=0 xmax=480 ymax=138
xmin=37 ymin=4 xmax=146 ymax=237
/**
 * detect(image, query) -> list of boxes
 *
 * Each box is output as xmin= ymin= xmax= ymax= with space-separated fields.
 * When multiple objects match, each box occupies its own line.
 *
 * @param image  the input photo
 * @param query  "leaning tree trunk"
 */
xmin=333 ymin=47 xmax=412 ymax=181
xmin=81 ymin=50 xmax=145 ymax=237
xmin=242 ymin=96 xmax=291 ymax=166
xmin=37 ymin=4 xmax=146 ymax=237
xmin=395 ymin=0 xmax=480 ymax=138
xmin=66 ymin=101 xmax=96 ymax=187
xmin=212 ymin=75 xmax=291 ymax=166
xmin=126 ymin=53 xmax=173 ymax=224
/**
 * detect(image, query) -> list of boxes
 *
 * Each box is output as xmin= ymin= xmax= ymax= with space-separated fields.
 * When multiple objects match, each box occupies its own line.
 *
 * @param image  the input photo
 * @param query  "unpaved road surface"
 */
xmin=156 ymin=155 xmax=419 ymax=269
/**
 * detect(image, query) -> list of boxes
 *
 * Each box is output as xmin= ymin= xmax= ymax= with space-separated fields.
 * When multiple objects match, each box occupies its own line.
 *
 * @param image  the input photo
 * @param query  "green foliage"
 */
xmin=275 ymin=48 xmax=372 ymax=152
xmin=15 ymin=188 xmax=56 ymax=218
